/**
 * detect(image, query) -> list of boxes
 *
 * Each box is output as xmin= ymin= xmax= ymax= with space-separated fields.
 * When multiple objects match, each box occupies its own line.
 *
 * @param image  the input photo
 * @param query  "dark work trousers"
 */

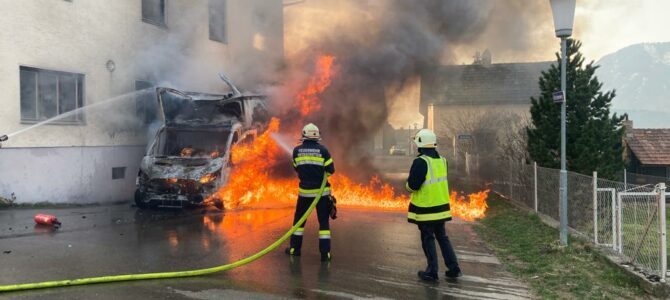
xmin=418 ymin=221 xmax=459 ymax=275
xmin=289 ymin=195 xmax=331 ymax=254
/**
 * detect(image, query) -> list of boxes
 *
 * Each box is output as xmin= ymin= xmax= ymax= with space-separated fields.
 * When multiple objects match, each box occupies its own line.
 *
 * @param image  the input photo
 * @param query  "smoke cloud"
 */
xmin=275 ymin=0 xmax=551 ymax=179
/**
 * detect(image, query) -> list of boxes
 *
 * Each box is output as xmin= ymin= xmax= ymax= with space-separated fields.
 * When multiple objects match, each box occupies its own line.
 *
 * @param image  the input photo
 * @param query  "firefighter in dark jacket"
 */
xmin=406 ymin=129 xmax=462 ymax=281
xmin=285 ymin=123 xmax=335 ymax=262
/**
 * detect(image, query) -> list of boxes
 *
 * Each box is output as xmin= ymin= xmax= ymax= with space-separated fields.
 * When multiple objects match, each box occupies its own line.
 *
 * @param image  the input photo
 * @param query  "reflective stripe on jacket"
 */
xmin=407 ymin=155 xmax=451 ymax=224
xmin=292 ymin=140 xmax=335 ymax=192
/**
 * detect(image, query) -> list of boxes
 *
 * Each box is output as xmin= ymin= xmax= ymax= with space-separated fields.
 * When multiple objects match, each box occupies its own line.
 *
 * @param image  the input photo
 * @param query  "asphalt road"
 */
xmin=0 ymin=204 xmax=529 ymax=299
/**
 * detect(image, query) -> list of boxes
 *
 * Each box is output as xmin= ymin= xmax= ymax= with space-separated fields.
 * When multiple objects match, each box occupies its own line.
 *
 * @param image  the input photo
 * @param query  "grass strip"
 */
xmin=475 ymin=194 xmax=648 ymax=299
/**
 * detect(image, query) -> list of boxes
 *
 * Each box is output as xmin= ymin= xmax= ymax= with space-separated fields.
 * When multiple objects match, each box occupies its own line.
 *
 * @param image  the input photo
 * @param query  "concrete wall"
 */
xmin=0 ymin=0 xmax=283 ymax=203
xmin=0 ymin=146 xmax=145 ymax=203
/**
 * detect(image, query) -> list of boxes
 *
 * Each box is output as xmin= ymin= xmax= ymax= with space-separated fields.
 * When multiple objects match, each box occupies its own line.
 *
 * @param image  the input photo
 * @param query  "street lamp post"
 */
xmin=550 ymin=0 xmax=576 ymax=246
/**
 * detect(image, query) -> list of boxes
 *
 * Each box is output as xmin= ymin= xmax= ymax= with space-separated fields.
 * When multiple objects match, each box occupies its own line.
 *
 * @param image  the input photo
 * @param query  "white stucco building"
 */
xmin=0 ymin=0 xmax=284 ymax=203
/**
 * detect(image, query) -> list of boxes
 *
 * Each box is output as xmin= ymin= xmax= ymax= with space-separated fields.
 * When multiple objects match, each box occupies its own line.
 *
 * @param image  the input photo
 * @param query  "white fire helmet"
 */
xmin=302 ymin=123 xmax=321 ymax=140
xmin=414 ymin=129 xmax=437 ymax=148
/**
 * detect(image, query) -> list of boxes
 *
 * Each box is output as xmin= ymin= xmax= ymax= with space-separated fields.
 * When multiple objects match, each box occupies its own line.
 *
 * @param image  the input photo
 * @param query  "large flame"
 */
xmin=210 ymin=54 xmax=489 ymax=220
xmin=298 ymin=55 xmax=335 ymax=117
xmin=211 ymin=118 xmax=296 ymax=210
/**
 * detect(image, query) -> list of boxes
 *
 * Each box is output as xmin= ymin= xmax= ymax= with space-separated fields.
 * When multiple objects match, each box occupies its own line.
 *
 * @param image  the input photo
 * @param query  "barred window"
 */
xmin=20 ymin=67 xmax=84 ymax=124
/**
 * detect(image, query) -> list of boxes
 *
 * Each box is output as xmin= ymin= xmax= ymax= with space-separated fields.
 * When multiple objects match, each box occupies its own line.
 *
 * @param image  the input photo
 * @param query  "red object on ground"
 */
xmin=34 ymin=214 xmax=61 ymax=227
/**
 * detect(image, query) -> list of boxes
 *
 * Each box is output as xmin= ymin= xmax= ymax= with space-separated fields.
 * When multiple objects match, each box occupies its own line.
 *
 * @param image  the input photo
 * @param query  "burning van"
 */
xmin=135 ymin=87 xmax=269 ymax=209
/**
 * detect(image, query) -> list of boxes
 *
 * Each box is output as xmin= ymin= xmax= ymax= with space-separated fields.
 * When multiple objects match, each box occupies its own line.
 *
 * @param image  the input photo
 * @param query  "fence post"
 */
xmin=593 ymin=171 xmax=598 ymax=244
xmin=617 ymin=193 xmax=623 ymax=254
xmin=624 ymin=168 xmax=627 ymax=189
xmin=534 ymin=162 xmax=538 ymax=212
xmin=509 ymin=160 xmax=513 ymax=199
xmin=610 ymin=189 xmax=617 ymax=251
xmin=659 ymin=183 xmax=667 ymax=282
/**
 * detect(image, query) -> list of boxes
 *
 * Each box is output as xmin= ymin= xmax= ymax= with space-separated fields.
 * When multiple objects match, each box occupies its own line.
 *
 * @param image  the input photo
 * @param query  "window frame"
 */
xmin=208 ymin=0 xmax=228 ymax=44
xmin=19 ymin=66 xmax=86 ymax=125
xmin=141 ymin=0 xmax=167 ymax=28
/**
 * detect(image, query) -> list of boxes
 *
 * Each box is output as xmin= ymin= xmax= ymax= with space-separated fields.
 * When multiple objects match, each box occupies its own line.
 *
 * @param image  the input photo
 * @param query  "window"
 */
xmin=112 ymin=167 xmax=126 ymax=180
xmin=249 ymin=100 xmax=269 ymax=125
xmin=20 ymin=67 xmax=84 ymax=124
xmin=209 ymin=0 xmax=227 ymax=43
xmin=135 ymin=80 xmax=158 ymax=124
xmin=142 ymin=0 xmax=166 ymax=27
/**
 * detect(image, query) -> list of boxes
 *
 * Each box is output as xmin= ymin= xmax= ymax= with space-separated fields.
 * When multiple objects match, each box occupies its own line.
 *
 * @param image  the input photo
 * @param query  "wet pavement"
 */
xmin=0 ymin=204 xmax=529 ymax=299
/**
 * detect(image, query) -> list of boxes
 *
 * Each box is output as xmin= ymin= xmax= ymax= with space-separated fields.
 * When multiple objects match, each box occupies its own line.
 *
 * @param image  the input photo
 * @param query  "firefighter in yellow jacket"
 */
xmin=406 ymin=129 xmax=462 ymax=281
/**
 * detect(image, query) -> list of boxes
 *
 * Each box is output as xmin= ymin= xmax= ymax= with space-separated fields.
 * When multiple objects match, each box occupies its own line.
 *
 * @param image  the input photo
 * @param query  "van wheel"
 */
xmin=214 ymin=199 xmax=224 ymax=210
xmin=134 ymin=190 xmax=148 ymax=209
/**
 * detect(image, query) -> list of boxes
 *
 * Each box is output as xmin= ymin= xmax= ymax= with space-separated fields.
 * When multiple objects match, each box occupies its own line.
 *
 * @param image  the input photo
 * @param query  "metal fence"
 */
xmin=626 ymin=171 xmax=670 ymax=187
xmin=492 ymin=162 xmax=668 ymax=281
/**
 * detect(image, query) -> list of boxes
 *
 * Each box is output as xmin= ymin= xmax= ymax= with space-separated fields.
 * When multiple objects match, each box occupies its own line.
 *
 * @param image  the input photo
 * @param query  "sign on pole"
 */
xmin=458 ymin=134 xmax=472 ymax=140
xmin=553 ymin=91 xmax=565 ymax=103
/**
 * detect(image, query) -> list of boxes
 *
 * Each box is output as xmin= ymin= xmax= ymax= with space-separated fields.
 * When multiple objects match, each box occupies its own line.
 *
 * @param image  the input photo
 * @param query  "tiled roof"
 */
xmin=421 ymin=62 xmax=552 ymax=105
xmin=627 ymin=129 xmax=670 ymax=165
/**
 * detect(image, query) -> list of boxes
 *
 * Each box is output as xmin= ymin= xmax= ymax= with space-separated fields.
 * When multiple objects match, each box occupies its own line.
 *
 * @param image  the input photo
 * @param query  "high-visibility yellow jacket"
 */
xmin=406 ymin=155 xmax=451 ymax=224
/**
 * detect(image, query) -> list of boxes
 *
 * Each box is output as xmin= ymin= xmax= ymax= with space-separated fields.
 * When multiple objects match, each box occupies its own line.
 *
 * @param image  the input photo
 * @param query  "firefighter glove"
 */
xmin=329 ymin=195 xmax=338 ymax=220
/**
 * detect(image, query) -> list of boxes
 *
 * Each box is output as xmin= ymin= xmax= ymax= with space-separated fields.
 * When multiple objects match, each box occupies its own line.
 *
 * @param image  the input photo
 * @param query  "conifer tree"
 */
xmin=527 ymin=39 xmax=624 ymax=179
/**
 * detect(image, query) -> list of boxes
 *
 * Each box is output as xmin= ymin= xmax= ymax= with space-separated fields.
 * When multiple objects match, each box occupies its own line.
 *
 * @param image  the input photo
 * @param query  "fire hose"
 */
xmin=0 ymin=175 xmax=328 ymax=293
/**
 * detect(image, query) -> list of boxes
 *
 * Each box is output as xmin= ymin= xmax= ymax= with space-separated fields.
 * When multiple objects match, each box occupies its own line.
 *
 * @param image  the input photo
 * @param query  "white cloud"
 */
xmin=574 ymin=0 xmax=670 ymax=60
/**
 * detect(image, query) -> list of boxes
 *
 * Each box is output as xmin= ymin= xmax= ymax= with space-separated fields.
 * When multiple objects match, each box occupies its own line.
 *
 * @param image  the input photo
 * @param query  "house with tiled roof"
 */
xmin=420 ymin=60 xmax=551 ymax=158
xmin=623 ymin=119 xmax=670 ymax=181
xmin=421 ymin=62 xmax=550 ymax=108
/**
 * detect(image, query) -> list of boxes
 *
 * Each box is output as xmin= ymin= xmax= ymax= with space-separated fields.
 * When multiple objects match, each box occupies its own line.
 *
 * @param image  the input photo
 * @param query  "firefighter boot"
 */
xmin=320 ymin=252 xmax=331 ymax=262
xmin=418 ymin=271 xmax=438 ymax=282
xmin=445 ymin=268 xmax=462 ymax=279
xmin=285 ymin=247 xmax=301 ymax=256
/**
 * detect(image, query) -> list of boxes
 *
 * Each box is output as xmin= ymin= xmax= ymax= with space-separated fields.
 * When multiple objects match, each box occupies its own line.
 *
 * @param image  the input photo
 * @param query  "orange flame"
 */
xmin=208 ymin=54 xmax=489 ymax=220
xmin=450 ymin=190 xmax=490 ymax=221
xmin=298 ymin=55 xmax=335 ymax=117
xmin=180 ymin=147 xmax=194 ymax=157
xmin=328 ymin=175 xmax=407 ymax=210
xmin=199 ymin=173 xmax=217 ymax=184
xmin=210 ymin=118 xmax=297 ymax=210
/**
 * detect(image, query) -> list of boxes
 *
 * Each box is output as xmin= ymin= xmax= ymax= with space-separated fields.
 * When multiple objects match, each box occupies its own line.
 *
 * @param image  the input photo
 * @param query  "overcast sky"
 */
xmin=574 ymin=0 xmax=670 ymax=60
xmin=455 ymin=0 xmax=670 ymax=63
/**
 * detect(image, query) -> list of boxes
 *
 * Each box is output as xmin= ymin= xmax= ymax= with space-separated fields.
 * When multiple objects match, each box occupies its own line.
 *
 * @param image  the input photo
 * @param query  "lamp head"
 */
xmin=549 ymin=0 xmax=576 ymax=38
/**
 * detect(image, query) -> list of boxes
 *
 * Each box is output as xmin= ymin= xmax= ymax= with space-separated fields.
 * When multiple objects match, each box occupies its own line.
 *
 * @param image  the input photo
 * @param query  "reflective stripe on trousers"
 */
xmin=319 ymin=230 xmax=331 ymax=239
xmin=298 ymin=187 xmax=331 ymax=197
xmin=290 ymin=195 xmax=332 ymax=253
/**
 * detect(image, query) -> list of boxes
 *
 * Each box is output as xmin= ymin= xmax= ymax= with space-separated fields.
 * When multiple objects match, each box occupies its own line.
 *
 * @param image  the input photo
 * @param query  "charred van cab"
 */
xmin=135 ymin=87 xmax=269 ymax=209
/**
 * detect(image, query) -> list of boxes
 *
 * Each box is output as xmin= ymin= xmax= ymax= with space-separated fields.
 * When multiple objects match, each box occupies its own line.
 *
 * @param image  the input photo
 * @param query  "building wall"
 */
xmin=0 ymin=0 xmax=283 ymax=203
xmin=0 ymin=0 xmax=283 ymax=148
xmin=0 ymin=146 xmax=145 ymax=203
